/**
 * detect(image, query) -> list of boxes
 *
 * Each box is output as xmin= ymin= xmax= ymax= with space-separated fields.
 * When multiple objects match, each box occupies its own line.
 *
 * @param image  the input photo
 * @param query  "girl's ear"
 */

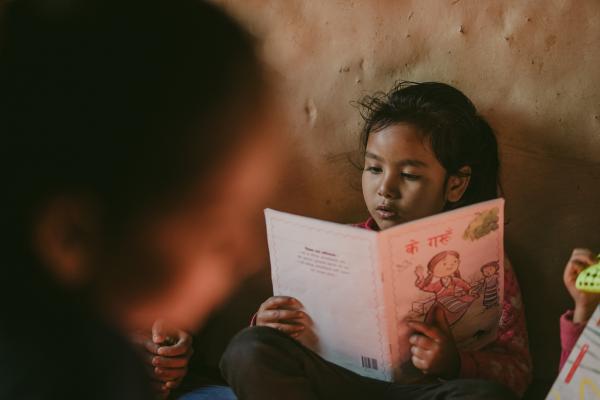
xmin=445 ymin=166 xmax=471 ymax=203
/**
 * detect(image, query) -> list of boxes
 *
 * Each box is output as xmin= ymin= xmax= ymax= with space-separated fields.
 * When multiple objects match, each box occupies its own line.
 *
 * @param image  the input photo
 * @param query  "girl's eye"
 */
xmin=365 ymin=166 xmax=382 ymax=174
xmin=401 ymin=172 xmax=421 ymax=181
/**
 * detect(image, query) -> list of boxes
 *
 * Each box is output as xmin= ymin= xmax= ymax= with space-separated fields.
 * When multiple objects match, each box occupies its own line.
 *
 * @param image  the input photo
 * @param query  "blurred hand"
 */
xmin=255 ymin=296 xmax=307 ymax=338
xmin=131 ymin=319 xmax=193 ymax=399
xmin=563 ymin=248 xmax=600 ymax=323
xmin=407 ymin=305 xmax=460 ymax=378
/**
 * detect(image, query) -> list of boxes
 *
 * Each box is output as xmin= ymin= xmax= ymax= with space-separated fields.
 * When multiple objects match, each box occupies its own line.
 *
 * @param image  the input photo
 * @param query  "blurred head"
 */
xmin=359 ymin=81 xmax=499 ymax=230
xmin=0 ymin=0 xmax=283 ymax=330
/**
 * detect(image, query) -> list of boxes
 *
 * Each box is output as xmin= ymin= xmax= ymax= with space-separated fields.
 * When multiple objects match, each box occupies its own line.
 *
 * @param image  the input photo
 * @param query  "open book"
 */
xmin=546 ymin=305 xmax=600 ymax=400
xmin=265 ymin=198 xmax=505 ymax=382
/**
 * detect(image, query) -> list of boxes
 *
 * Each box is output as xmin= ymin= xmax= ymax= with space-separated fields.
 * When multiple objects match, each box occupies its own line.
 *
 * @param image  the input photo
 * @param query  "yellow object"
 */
xmin=579 ymin=377 xmax=600 ymax=399
xmin=575 ymin=255 xmax=600 ymax=293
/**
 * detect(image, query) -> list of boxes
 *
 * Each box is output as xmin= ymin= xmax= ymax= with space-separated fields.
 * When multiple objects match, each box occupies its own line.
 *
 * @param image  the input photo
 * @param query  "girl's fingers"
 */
xmin=258 ymin=309 xmax=305 ymax=323
xmin=410 ymin=345 xmax=430 ymax=359
xmin=141 ymin=350 xmax=156 ymax=366
xmin=263 ymin=322 xmax=305 ymax=334
xmin=565 ymin=259 xmax=591 ymax=284
xmin=408 ymin=334 xmax=436 ymax=350
xmin=164 ymin=377 xmax=184 ymax=389
xmin=142 ymin=338 xmax=161 ymax=355
xmin=154 ymin=366 xmax=187 ymax=381
xmin=570 ymin=263 xmax=585 ymax=276
xmin=411 ymin=355 xmax=429 ymax=371
xmin=260 ymin=296 xmax=302 ymax=311
xmin=407 ymin=321 xmax=444 ymax=342
xmin=571 ymin=249 xmax=596 ymax=265
xmin=570 ymin=260 xmax=592 ymax=272
xmin=152 ymin=352 xmax=191 ymax=368
xmin=572 ymin=248 xmax=595 ymax=258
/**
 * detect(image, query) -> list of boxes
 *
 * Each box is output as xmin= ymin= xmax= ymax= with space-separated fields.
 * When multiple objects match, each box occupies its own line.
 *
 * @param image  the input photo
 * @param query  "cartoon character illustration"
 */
xmin=414 ymin=250 xmax=479 ymax=326
xmin=478 ymin=261 xmax=500 ymax=309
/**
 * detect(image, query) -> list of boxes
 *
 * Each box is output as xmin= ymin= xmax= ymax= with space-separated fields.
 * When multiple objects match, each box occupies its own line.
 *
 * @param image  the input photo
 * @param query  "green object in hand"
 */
xmin=575 ymin=255 xmax=600 ymax=293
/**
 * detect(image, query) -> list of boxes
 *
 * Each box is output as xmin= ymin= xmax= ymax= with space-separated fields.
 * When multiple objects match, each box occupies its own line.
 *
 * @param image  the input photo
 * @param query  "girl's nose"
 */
xmin=377 ymin=187 xmax=393 ymax=198
xmin=377 ymin=175 xmax=400 ymax=199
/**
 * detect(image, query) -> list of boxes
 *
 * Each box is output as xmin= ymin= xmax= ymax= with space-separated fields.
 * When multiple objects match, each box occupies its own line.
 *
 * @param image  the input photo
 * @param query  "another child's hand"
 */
xmin=563 ymin=248 xmax=600 ymax=324
xmin=131 ymin=320 xmax=193 ymax=399
xmin=407 ymin=306 xmax=460 ymax=378
xmin=256 ymin=296 xmax=306 ymax=338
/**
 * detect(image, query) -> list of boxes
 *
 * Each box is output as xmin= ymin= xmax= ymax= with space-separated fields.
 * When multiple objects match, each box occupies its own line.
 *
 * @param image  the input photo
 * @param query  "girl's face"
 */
xmin=362 ymin=123 xmax=448 ymax=230
xmin=432 ymin=254 xmax=460 ymax=277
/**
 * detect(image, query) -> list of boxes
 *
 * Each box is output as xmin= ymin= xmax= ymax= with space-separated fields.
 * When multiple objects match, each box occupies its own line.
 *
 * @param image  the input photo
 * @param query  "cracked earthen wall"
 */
xmin=215 ymin=0 xmax=600 ymax=382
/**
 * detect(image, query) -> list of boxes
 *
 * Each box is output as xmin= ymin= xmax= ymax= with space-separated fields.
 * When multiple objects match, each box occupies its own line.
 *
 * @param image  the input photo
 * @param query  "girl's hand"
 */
xmin=256 ymin=296 xmax=307 ymax=338
xmin=151 ymin=320 xmax=193 ymax=391
xmin=563 ymin=248 xmax=600 ymax=323
xmin=407 ymin=306 xmax=460 ymax=378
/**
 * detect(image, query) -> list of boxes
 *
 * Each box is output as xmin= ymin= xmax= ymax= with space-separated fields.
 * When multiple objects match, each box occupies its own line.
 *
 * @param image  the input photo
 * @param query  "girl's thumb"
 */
xmin=152 ymin=319 xmax=167 ymax=344
xmin=434 ymin=306 xmax=453 ymax=338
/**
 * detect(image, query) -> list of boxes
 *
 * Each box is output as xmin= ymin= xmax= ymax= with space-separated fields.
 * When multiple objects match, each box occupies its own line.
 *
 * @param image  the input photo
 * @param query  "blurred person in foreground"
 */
xmin=0 ymin=0 xmax=282 ymax=398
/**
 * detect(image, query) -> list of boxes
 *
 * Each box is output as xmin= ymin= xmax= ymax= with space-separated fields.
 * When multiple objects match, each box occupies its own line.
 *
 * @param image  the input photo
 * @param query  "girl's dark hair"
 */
xmin=0 ymin=0 xmax=264 ymax=292
xmin=358 ymin=81 xmax=499 ymax=210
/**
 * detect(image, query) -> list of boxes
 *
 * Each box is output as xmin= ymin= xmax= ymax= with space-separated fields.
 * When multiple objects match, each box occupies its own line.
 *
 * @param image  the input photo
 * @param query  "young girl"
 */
xmin=221 ymin=82 xmax=531 ymax=399
xmin=415 ymin=251 xmax=479 ymax=326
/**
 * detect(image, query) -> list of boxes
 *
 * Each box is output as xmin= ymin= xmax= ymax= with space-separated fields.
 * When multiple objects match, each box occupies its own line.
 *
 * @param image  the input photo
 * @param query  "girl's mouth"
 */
xmin=375 ymin=205 xmax=398 ymax=220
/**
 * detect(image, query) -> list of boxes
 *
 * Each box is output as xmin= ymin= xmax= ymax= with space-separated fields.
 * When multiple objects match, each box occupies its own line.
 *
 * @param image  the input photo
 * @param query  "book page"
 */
xmin=377 ymin=199 xmax=505 ymax=381
xmin=265 ymin=209 xmax=393 ymax=381
xmin=546 ymin=305 xmax=600 ymax=400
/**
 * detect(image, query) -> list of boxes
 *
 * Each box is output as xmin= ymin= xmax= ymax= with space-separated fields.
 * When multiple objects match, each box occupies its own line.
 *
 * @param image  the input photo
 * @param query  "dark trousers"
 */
xmin=220 ymin=327 xmax=518 ymax=400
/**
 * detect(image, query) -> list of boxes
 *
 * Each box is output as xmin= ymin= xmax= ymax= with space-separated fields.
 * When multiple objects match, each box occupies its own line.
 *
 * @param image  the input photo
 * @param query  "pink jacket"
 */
xmin=355 ymin=218 xmax=533 ymax=397
xmin=559 ymin=310 xmax=586 ymax=371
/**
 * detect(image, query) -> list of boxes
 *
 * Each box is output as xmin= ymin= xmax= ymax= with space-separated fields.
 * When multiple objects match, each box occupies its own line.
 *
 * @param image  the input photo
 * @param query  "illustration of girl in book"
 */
xmin=478 ymin=261 xmax=500 ymax=309
xmin=414 ymin=250 xmax=478 ymax=326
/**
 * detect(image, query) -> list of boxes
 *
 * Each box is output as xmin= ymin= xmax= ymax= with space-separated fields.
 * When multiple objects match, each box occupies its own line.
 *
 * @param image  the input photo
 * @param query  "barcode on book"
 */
xmin=361 ymin=356 xmax=378 ymax=370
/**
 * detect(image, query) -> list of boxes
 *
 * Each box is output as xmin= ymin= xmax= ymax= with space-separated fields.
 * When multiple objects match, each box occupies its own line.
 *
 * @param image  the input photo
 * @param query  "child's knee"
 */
xmin=442 ymin=379 xmax=517 ymax=400
xmin=220 ymin=326 xmax=292 ymax=372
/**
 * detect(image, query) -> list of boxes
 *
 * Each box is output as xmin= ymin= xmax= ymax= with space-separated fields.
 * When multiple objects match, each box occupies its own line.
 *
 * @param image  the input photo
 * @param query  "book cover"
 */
xmin=266 ymin=198 xmax=505 ymax=381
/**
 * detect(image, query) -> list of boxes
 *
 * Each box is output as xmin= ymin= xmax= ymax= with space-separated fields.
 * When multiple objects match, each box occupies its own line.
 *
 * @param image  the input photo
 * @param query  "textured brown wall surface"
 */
xmin=212 ymin=0 xmax=600 ymax=383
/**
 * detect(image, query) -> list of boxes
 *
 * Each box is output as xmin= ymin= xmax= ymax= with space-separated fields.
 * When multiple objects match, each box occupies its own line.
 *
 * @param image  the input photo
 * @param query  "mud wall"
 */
xmin=215 ymin=0 xmax=600 ymax=382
